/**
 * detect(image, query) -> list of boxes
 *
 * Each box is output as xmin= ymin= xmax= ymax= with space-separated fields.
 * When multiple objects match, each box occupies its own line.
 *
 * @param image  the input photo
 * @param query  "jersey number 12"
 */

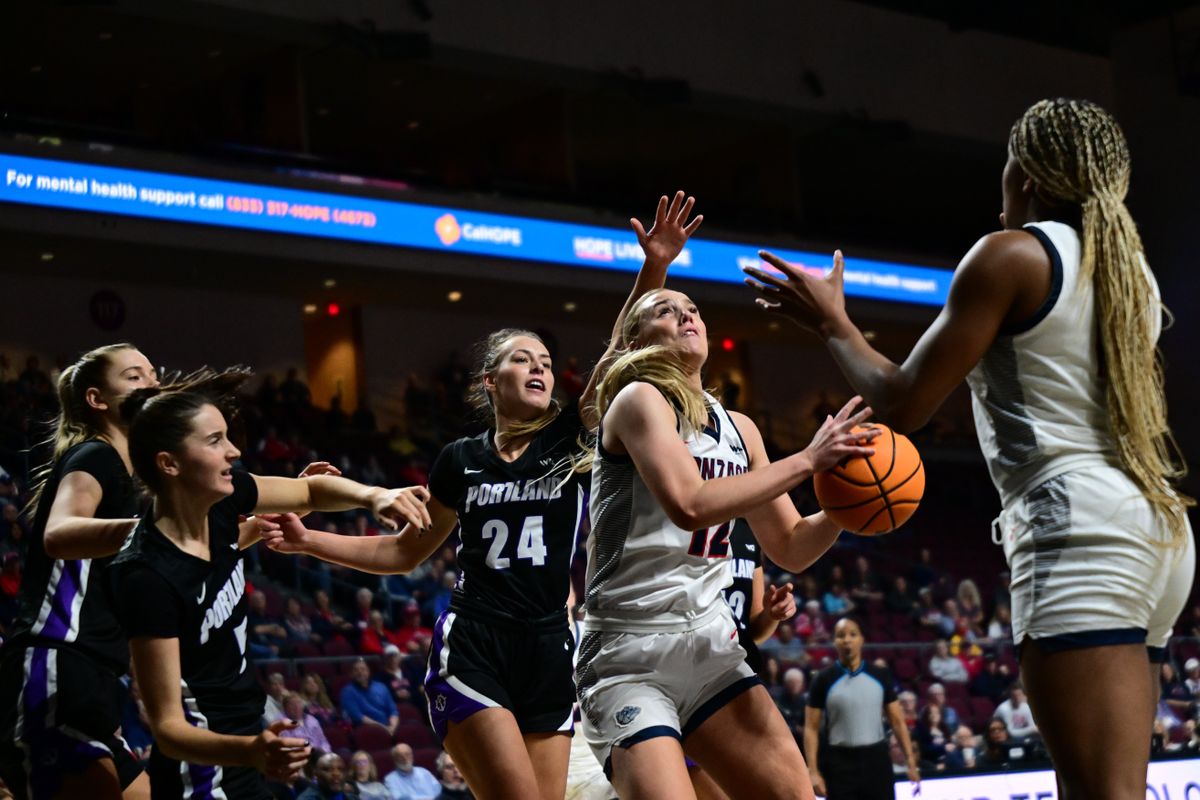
xmin=688 ymin=521 xmax=731 ymax=558
xmin=481 ymin=516 xmax=548 ymax=569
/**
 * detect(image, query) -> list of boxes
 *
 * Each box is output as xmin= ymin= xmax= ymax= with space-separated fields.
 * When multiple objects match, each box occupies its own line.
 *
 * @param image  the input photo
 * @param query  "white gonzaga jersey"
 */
xmin=583 ymin=391 xmax=750 ymax=632
xmin=966 ymin=220 xmax=1162 ymax=506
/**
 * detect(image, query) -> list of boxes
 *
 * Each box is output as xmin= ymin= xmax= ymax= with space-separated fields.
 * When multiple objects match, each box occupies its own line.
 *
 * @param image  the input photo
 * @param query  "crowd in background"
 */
xmin=1 ymin=348 xmax=1198 ymax=797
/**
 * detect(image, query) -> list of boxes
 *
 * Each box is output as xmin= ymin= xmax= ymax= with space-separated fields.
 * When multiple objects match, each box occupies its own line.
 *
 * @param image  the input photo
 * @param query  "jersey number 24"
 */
xmin=481 ymin=516 xmax=548 ymax=569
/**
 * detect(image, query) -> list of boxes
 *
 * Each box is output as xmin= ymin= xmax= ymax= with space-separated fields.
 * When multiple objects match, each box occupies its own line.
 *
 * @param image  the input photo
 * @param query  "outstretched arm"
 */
xmin=250 ymin=474 xmax=431 ymax=532
xmin=605 ymin=383 xmax=875 ymax=534
xmin=579 ymin=190 xmax=703 ymax=429
xmin=262 ymin=500 xmax=459 ymax=575
xmin=743 ymin=231 xmax=1040 ymax=432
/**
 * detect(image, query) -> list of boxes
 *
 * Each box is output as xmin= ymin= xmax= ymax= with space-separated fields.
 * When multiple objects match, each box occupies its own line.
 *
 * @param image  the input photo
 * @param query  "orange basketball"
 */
xmin=813 ymin=423 xmax=924 ymax=535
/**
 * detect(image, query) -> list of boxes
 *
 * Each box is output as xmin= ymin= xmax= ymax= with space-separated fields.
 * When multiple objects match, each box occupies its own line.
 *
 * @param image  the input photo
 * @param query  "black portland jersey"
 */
xmin=723 ymin=519 xmax=760 ymax=631
xmin=108 ymin=469 xmax=267 ymax=799
xmin=7 ymin=440 xmax=141 ymax=673
xmin=429 ymin=402 xmax=586 ymax=619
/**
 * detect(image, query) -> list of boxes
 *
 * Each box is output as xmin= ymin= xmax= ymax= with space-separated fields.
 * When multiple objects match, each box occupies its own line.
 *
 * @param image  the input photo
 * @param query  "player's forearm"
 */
xmin=153 ymin=718 xmax=256 ymax=768
xmin=823 ymin=325 xmax=917 ymax=431
xmin=763 ymin=512 xmax=841 ymax=575
xmin=43 ymin=517 xmax=138 ymax=559
xmin=749 ymin=610 xmax=782 ymax=645
xmin=299 ymin=527 xmax=426 ymax=574
xmin=305 ymin=475 xmax=381 ymax=512
xmin=673 ymin=452 xmax=815 ymax=531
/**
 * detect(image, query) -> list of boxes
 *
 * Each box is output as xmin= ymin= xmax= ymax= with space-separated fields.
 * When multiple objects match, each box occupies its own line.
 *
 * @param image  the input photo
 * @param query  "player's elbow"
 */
xmin=877 ymin=403 xmax=930 ymax=437
xmin=42 ymin=526 xmax=69 ymax=559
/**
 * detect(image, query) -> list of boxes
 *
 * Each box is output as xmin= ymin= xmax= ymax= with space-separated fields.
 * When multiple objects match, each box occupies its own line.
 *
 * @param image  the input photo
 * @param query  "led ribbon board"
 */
xmin=1 ymin=153 xmax=951 ymax=306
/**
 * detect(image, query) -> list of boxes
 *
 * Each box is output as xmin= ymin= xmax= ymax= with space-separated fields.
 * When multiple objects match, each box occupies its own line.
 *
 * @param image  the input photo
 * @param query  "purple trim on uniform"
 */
xmin=424 ymin=674 xmax=490 ymax=744
xmin=29 ymin=728 xmax=111 ymax=798
xmin=23 ymin=647 xmax=50 ymax=733
xmin=181 ymin=701 xmax=219 ymax=798
xmin=424 ymin=610 xmax=449 ymax=685
xmin=684 ymin=756 xmax=698 ymax=769
xmin=40 ymin=560 xmax=84 ymax=641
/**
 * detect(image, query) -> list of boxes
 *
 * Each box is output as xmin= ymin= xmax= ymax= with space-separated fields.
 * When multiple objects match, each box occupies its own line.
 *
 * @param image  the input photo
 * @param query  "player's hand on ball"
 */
xmin=255 ymin=719 xmax=311 ymax=781
xmin=766 ymin=582 xmax=796 ymax=621
xmin=373 ymin=486 xmax=432 ymax=531
xmin=804 ymin=396 xmax=879 ymax=473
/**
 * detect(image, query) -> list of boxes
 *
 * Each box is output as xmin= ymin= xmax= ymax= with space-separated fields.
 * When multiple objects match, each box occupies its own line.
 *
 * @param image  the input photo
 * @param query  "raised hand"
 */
xmin=765 ymin=582 xmax=797 ymax=621
xmin=631 ymin=190 xmax=704 ymax=267
xmin=743 ymin=249 xmax=849 ymax=336
xmin=372 ymin=485 xmax=432 ymax=532
xmin=254 ymin=719 xmax=311 ymax=781
xmin=298 ymin=461 xmax=342 ymax=478
xmin=803 ymin=396 xmax=880 ymax=473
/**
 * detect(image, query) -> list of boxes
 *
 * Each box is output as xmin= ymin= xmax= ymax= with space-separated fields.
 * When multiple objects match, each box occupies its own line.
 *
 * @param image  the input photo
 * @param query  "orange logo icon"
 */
xmin=435 ymin=213 xmax=461 ymax=246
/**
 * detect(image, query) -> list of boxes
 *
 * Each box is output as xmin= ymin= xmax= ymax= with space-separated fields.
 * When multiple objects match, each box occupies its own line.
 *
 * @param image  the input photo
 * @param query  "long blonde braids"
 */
xmin=1009 ymin=98 xmax=1193 ymax=543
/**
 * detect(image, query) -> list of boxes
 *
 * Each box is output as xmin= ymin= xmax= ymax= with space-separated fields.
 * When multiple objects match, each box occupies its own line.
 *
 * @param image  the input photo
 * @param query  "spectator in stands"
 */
xmin=897 ymin=690 xmax=918 ymax=731
xmin=300 ymin=674 xmax=340 ymax=728
xmin=1160 ymin=661 xmax=1194 ymax=719
xmin=885 ymin=575 xmax=919 ymax=616
xmin=975 ymin=718 xmax=1017 ymax=769
xmin=916 ymin=587 xmax=944 ymax=633
xmin=985 ymin=604 xmax=1013 ymax=643
xmin=1151 ymin=718 xmax=1170 ymax=755
xmin=311 ymin=588 xmax=355 ymax=641
xmin=393 ymin=599 xmax=432 ymax=653
xmin=263 ymin=672 xmax=288 ymax=725
xmin=1184 ymin=657 xmax=1200 ymax=699
xmin=283 ymin=693 xmax=331 ymax=754
xmin=1188 ymin=604 xmax=1200 ymax=638
xmin=361 ymin=609 xmax=399 ymax=656
xmin=0 ymin=502 xmax=28 ymax=559
xmin=0 ymin=551 xmax=20 ymax=606
xmin=348 ymin=751 xmax=390 ymax=800
xmin=797 ymin=574 xmax=822 ymax=607
xmin=249 ymin=590 xmax=290 ymax=657
xmin=914 ymin=705 xmax=952 ymax=767
xmin=760 ymin=617 xmax=806 ymax=662
xmin=280 ymin=367 xmax=311 ymax=408
xmin=823 ymin=581 xmax=855 ymax=616
xmin=937 ymin=599 xmax=962 ymax=638
xmin=924 ymin=683 xmax=960 ymax=730
xmin=761 ymin=656 xmax=783 ymax=699
xmin=944 ymin=725 xmax=977 ymax=771
xmin=384 ymin=743 xmax=441 ymax=800
xmin=298 ymin=752 xmax=348 ymax=800
xmin=1183 ymin=719 xmax=1200 ymax=755
xmin=993 ymin=571 xmax=1011 ymax=614
xmin=793 ymin=599 xmax=830 ymax=644
xmin=929 ymin=639 xmax=969 ymax=684
xmin=423 ymin=569 xmax=457 ymax=622
xmin=849 ymin=555 xmax=883 ymax=603
xmin=774 ymin=668 xmax=807 ymax=748
xmin=379 ymin=644 xmax=413 ymax=705
xmin=911 ymin=547 xmax=937 ymax=589
xmin=433 ymin=751 xmax=473 ymax=800
xmin=285 ymin=596 xmax=319 ymax=646
xmin=353 ymin=587 xmax=375 ymax=632
xmin=118 ymin=677 xmax=154 ymax=762
xmin=994 ymin=684 xmax=1038 ymax=740
xmin=340 ymin=658 xmax=399 ymax=735
xmin=955 ymin=579 xmax=985 ymax=635
xmin=969 ymin=652 xmax=1013 ymax=703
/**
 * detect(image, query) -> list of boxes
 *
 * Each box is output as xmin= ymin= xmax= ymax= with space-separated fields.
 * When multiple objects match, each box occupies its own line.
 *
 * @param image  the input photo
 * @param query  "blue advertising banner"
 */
xmin=1 ymin=153 xmax=951 ymax=306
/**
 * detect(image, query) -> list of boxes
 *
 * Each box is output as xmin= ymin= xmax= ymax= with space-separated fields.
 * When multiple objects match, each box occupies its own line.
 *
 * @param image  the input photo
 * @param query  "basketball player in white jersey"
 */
xmin=576 ymin=287 xmax=878 ymax=799
xmin=744 ymin=98 xmax=1196 ymax=799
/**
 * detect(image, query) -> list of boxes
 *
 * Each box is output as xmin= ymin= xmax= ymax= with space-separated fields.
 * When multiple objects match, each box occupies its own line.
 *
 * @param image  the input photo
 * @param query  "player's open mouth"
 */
xmin=680 ymin=327 xmax=699 ymax=338
xmin=525 ymin=379 xmax=545 ymax=392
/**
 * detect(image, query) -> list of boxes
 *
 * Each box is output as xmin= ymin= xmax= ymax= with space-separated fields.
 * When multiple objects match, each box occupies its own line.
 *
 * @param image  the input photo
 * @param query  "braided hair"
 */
xmin=1009 ymin=98 xmax=1193 ymax=543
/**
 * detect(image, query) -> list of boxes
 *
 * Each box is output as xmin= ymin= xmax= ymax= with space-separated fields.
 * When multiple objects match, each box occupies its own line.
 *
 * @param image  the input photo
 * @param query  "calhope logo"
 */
xmin=435 ymin=213 xmax=461 ymax=246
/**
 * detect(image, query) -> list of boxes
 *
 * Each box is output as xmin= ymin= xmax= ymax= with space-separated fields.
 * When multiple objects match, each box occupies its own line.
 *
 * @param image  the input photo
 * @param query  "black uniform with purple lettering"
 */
xmin=108 ymin=469 xmax=267 ymax=800
xmin=424 ymin=403 xmax=585 ymax=743
xmin=0 ymin=440 xmax=143 ymax=798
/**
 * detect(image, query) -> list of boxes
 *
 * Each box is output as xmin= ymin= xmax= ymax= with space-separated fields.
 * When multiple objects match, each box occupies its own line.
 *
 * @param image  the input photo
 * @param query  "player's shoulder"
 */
xmin=61 ymin=438 xmax=123 ymax=472
xmin=959 ymin=228 xmax=1050 ymax=278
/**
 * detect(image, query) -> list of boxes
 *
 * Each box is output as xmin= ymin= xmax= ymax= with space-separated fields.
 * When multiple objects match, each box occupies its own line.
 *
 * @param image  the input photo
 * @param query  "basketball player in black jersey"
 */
xmin=0 ymin=344 xmax=158 ymax=800
xmin=104 ymin=374 xmax=431 ymax=800
xmin=264 ymin=192 xmax=703 ymax=800
xmin=687 ymin=519 xmax=797 ymax=800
